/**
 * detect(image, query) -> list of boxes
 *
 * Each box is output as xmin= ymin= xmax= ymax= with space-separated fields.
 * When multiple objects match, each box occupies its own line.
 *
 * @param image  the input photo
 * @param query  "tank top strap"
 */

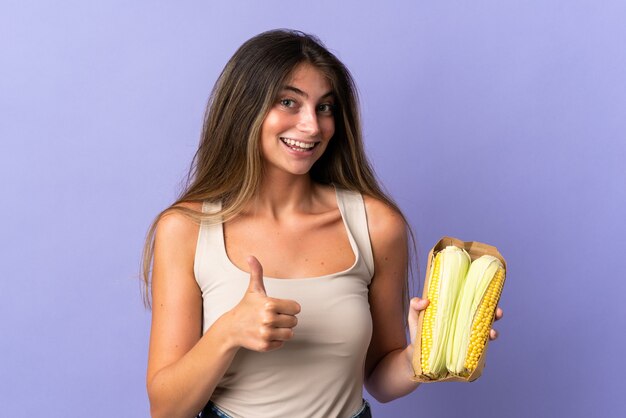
xmin=201 ymin=200 xmax=222 ymax=214
xmin=334 ymin=187 xmax=375 ymax=278
xmin=193 ymin=200 xmax=223 ymax=283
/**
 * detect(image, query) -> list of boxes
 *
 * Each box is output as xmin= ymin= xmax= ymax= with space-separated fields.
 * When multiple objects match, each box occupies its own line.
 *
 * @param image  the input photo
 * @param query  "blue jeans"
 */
xmin=198 ymin=399 xmax=372 ymax=418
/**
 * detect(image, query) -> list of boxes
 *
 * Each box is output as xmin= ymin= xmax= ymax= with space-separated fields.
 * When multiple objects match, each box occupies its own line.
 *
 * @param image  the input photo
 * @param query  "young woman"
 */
xmin=143 ymin=29 xmax=502 ymax=418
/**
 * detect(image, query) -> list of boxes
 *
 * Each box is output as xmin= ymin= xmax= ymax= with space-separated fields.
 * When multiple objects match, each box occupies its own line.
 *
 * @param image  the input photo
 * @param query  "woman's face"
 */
xmin=259 ymin=63 xmax=336 ymax=177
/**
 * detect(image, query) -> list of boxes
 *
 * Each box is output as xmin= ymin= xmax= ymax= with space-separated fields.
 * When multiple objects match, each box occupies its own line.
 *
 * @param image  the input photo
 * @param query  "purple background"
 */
xmin=2 ymin=1 xmax=625 ymax=417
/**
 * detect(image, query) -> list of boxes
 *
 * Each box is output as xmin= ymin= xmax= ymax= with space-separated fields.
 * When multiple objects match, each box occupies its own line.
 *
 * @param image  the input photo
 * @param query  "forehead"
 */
xmin=284 ymin=63 xmax=333 ymax=92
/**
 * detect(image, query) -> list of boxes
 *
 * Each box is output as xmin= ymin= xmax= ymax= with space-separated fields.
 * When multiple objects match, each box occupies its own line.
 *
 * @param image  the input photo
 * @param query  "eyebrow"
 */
xmin=281 ymin=85 xmax=335 ymax=100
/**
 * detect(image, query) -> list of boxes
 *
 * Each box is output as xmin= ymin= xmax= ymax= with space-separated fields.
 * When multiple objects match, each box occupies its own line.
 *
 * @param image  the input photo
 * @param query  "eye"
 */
xmin=279 ymin=98 xmax=296 ymax=108
xmin=317 ymin=103 xmax=335 ymax=114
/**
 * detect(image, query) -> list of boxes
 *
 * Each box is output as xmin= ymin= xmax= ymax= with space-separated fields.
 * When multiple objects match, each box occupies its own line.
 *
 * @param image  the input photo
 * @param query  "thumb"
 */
xmin=246 ymin=256 xmax=266 ymax=296
xmin=408 ymin=297 xmax=429 ymax=345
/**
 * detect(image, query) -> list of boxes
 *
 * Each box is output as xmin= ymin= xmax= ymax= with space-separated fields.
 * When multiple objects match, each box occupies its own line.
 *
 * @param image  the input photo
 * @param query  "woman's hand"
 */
xmin=407 ymin=297 xmax=429 ymax=346
xmin=225 ymin=256 xmax=301 ymax=352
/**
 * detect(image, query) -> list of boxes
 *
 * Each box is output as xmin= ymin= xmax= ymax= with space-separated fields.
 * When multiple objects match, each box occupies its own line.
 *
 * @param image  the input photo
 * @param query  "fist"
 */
xmin=229 ymin=256 xmax=301 ymax=352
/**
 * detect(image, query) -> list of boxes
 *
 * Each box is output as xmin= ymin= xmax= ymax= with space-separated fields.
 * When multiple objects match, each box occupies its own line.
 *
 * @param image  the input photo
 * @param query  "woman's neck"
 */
xmin=249 ymin=173 xmax=320 ymax=219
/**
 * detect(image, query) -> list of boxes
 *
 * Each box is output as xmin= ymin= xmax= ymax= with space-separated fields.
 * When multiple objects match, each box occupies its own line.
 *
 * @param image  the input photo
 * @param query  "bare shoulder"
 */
xmin=153 ymin=201 xmax=204 ymax=272
xmin=155 ymin=202 xmax=203 ymax=241
xmin=362 ymin=195 xmax=407 ymax=248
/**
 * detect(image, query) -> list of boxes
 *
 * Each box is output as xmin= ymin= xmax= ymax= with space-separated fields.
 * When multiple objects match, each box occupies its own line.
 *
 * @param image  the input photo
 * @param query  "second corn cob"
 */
xmin=447 ymin=255 xmax=505 ymax=376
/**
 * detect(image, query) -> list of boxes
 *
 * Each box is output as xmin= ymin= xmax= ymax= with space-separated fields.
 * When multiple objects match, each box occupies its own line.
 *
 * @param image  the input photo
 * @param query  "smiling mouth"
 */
xmin=280 ymin=137 xmax=320 ymax=152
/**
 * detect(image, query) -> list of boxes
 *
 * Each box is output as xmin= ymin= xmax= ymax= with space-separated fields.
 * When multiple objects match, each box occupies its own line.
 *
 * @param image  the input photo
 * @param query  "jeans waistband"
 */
xmin=198 ymin=399 xmax=372 ymax=418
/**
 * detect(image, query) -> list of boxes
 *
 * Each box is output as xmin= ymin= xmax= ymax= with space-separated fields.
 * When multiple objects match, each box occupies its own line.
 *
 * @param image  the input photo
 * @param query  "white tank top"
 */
xmin=194 ymin=187 xmax=374 ymax=418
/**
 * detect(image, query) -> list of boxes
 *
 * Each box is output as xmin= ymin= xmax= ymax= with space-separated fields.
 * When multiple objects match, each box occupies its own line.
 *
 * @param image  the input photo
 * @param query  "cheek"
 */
xmin=261 ymin=110 xmax=296 ymax=140
xmin=261 ymin=112 xmax=279 ymax=138
xmin=322 ymin=118 xmax=335 ymax=140
xmin=260 ymin=113 xmax=285 ymax=152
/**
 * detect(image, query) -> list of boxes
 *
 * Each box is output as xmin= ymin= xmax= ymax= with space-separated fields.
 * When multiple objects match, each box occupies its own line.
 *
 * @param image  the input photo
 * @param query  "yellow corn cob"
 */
xmin=420 ymin=251 xmax=441 ymax=376
xmin=463 ymin=266 xmax=505 ymax=374
xmin=419 ymin=246 xmax=470 ymax=379
xmin=447 ymin=255 xmax=505 ymax=376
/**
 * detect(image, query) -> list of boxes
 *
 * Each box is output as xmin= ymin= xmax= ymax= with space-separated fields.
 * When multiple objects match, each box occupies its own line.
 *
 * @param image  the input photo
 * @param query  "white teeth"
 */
xmin=281 ymin=137 xmax=315 ymax=149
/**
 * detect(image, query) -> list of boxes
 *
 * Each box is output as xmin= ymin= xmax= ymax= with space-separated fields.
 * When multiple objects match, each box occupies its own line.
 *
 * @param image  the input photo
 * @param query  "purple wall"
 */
xmin=2 ymin=1 xmax=625 ymax=417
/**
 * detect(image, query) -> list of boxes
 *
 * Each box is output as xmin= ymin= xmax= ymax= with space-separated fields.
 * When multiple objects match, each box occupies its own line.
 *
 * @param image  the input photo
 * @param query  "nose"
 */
xmin=296 ymin=106 xmax=320 ymax=137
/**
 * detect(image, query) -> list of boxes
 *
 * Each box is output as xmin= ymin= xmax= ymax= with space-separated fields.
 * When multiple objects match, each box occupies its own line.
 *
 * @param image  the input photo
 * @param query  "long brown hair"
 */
xmin=141 ymin=29 xmax=416 ymax=311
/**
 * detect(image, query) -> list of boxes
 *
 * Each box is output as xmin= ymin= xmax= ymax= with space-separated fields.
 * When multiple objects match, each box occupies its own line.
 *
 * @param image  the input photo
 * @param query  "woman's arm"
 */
xmin=146 ymin=209 xmax=239 ymax=418
xmin=362 ymin=196 xmax=422 ymax=402
xmin=146 ymin=208 xmax=300 ymax=418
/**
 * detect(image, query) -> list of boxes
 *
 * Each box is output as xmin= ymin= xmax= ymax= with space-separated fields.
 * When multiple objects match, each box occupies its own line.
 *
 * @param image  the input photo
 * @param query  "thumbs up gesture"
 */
xmin=227 ymin=256 xmax=301 ymax=352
